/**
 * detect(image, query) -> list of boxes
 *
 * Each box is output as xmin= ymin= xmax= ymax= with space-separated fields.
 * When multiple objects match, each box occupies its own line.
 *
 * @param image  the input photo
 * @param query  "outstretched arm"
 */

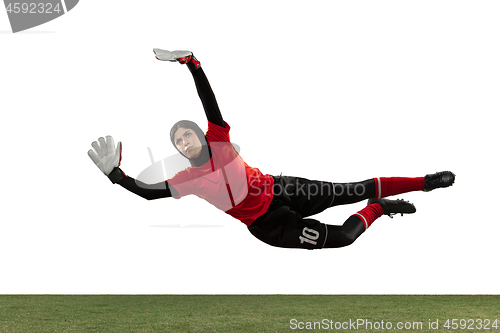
xmin=88 ymin=136 xmax=175 ymax=200
xmin=189 ymin=65 xmax=225 ymax=128
xmin=109 ymin=168 xmax=174 ymax=200
xmin=153 ymin=49 xmax=226 ymax=128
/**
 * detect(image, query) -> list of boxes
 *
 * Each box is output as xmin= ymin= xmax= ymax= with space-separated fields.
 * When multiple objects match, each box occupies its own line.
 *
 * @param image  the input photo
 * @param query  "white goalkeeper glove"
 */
xmin=153 ymin=48 xmax=192 ymax=62
xmin=88 ymin=136 xmax=123 ymax=182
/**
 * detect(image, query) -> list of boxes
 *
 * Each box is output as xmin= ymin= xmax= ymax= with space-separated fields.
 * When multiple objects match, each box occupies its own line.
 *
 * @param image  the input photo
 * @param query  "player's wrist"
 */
xmin=186 ymin=55 xmax=201 ymax=72
xmin=108 ymin=167 xmax=125 ymax=184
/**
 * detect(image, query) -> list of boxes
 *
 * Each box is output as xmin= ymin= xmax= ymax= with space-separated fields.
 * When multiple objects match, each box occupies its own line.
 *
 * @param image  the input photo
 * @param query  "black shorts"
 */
xmin=248 ymin=175 xmax=335 ymax=249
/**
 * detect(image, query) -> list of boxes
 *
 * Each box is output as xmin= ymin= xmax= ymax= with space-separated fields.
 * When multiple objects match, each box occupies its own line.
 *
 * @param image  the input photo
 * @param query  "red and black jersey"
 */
xmin=168 ymin=121 xmax=274 ymax=226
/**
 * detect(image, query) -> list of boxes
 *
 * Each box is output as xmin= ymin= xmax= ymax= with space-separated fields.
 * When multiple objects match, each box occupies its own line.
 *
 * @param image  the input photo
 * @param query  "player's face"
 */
xmin=174 ymin=127 xmax=202 ymax=159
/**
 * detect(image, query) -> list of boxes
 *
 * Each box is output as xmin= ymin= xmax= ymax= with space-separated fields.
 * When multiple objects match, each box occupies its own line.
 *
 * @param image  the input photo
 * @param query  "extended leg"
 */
xmin=323 ymin=203 xmax=383 ymax=248
xmin=249 ymin=197 xmax=415 ymax=249
xmin=331 ymin=171 xmax=455 ymax=207
xmin=331 ymin=176 xmax=424 ymax=206
xmin=323 ymin=198 xmax=416 ymax=248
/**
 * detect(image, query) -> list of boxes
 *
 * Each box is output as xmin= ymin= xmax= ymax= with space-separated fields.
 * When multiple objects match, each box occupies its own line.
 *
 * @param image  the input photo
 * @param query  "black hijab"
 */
xmin=170 ymin=120 xmax=211 ymax=167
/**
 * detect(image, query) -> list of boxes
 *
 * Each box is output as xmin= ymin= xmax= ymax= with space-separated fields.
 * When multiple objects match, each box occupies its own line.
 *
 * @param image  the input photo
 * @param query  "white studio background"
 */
xmin=0 ymin=1 xmax=498 ymax=294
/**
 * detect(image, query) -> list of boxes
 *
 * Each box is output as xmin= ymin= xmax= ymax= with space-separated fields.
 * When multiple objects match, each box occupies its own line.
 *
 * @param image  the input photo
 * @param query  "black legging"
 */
xmin=324 ymin=179 xmax=377 ymax=248
xmin=331 ymin=179 xmax=376 ymax=206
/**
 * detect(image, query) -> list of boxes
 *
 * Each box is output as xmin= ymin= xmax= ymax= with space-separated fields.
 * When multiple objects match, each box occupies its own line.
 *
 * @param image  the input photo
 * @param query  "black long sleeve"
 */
xmin=190 ymin=67 xmax=226 ymax=128
xmin=110 ymin=168 xmax=176 ymax=200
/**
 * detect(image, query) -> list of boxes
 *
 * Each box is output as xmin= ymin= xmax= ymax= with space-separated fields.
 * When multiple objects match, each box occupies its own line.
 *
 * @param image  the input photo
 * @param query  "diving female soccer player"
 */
xmin=88 ymin=49 xmax=455 ymax=250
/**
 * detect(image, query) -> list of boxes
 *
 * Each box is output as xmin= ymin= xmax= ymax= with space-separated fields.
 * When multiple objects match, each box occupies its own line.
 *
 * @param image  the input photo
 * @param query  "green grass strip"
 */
xmin=0 ymin=295 xmax=499 ymax=332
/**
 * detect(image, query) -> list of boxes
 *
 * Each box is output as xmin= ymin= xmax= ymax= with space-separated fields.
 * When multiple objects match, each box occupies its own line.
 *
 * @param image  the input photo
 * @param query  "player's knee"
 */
xmin=323 ymin=227 xmax=359 ymax=248
xmin=341 ymin=232 xmax=357 ymax=247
